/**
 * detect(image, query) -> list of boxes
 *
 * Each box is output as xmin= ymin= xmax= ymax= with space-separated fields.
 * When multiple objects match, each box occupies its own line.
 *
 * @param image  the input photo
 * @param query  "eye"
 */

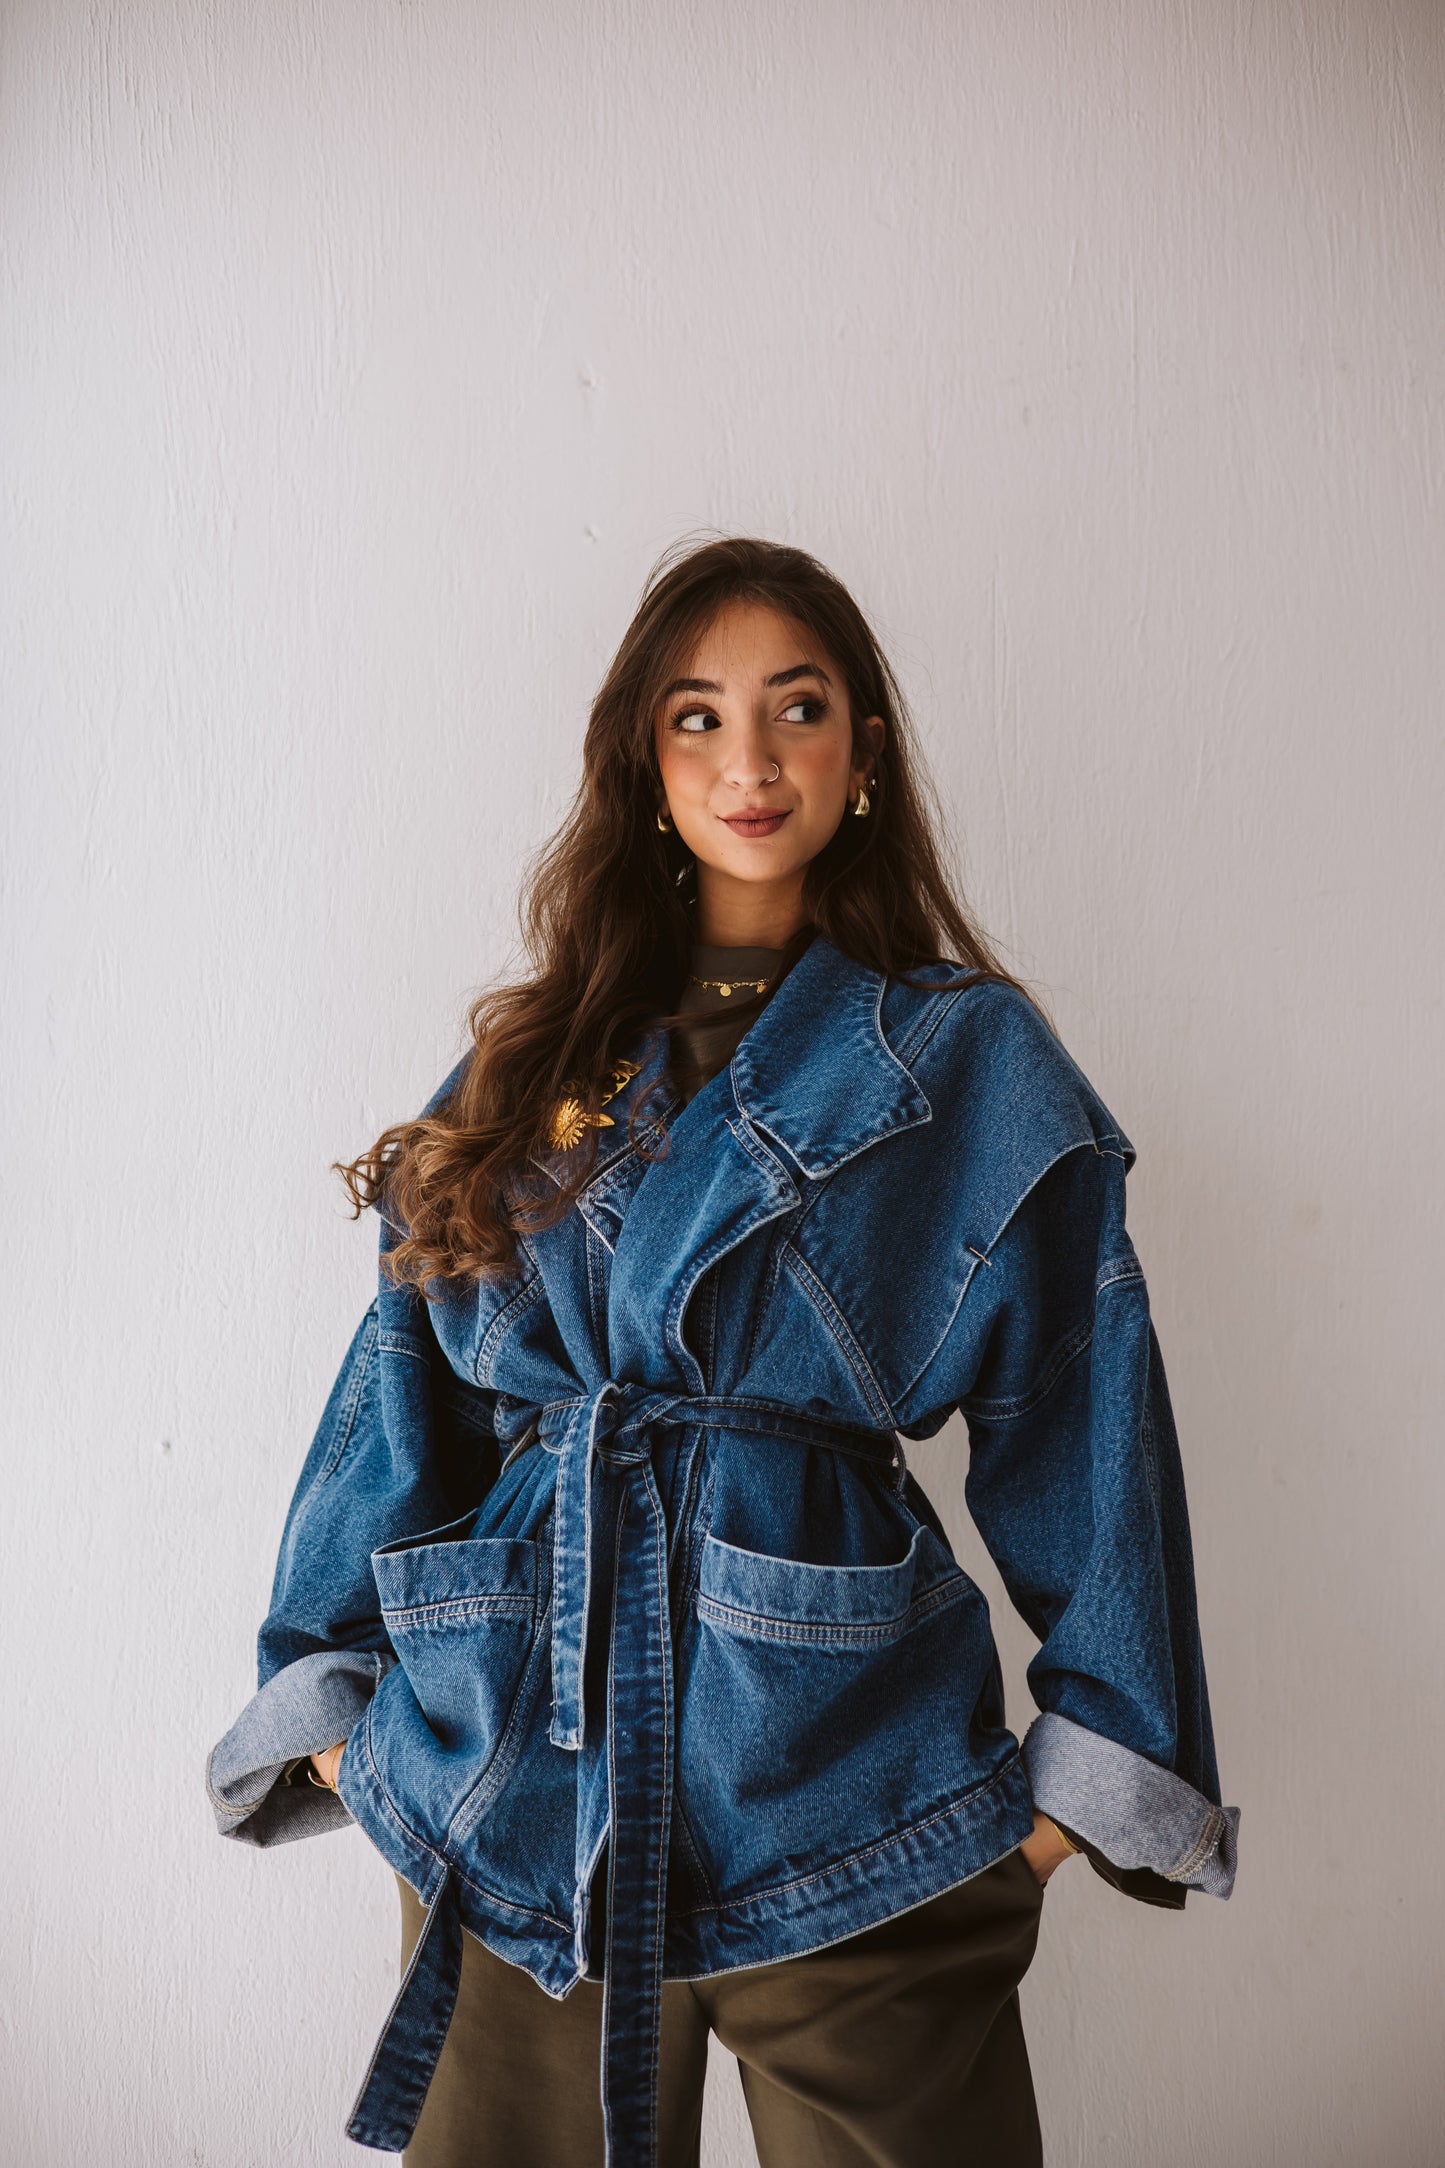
xmin=671 ymin=708 xmax=718 ymax=734
xmin=781 ymin=698 xmax=827 ymax=723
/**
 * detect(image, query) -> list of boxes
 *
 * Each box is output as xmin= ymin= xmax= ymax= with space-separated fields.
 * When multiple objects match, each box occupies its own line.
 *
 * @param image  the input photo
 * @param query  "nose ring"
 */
xmin=763 ymin=762 xmax=780 ymax=784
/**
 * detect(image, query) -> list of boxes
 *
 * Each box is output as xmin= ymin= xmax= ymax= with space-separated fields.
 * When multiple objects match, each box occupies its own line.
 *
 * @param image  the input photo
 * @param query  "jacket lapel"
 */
xmin=596 ymin=934 xmax=933 ymax=1388
xmin=729 ymin=932 xmax=933 ymax=1175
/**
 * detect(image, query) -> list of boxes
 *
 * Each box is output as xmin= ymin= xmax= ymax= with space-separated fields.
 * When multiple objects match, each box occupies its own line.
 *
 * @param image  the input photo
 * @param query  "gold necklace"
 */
xmin=689 ymin=973 xmax=773 ymax=998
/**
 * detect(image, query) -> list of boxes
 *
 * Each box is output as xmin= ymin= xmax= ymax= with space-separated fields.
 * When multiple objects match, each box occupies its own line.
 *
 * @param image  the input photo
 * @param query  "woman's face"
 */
xmin=654 ymin=600 xmax=883 ymax=938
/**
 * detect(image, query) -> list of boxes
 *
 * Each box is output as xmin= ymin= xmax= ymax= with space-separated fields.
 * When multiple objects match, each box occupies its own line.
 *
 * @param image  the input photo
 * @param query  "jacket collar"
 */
xmin=728 ymin=931 xmax=932 ymax=1177
xmin=528 ymin=933 xmax=933 ymax=1387
xmin=560 ymin=931 xmax=932 ymax=1201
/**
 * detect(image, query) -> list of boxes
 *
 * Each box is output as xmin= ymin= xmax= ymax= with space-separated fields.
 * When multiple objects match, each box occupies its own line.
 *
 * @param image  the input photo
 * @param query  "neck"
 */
xmin=692 ymin=867 xmax=807 ymax=950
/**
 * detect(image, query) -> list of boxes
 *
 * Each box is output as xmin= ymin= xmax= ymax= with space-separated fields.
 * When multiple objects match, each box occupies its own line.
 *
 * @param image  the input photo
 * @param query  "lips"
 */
xmin=721 ymin=810 xmax=792 ymax=838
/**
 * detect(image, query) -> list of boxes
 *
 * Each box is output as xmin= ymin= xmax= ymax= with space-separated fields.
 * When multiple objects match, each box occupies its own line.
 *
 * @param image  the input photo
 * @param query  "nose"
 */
xmin=719 ymin=721 xmax=777 ymax=791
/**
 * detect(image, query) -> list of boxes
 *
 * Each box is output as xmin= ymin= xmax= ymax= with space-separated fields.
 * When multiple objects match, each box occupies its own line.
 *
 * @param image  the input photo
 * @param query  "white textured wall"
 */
xmin=4 ymin=3 xmax=1442 ymax=2162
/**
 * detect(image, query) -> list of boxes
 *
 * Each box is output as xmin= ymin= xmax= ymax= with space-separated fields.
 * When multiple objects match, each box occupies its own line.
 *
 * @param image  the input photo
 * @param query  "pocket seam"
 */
xmin=697 ymin=1570 xmax=969 ymax=1649
xmin=381 ymin=1595 xmax=534 ymax=1629
xmin=371 ymin=1526 xmax=537 ymax=1615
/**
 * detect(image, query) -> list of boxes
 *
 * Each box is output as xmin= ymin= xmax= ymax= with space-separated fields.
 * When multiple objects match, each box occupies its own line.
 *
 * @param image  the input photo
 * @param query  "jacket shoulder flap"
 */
xmin=785 ymin=971 xmax=1134 ymax=1417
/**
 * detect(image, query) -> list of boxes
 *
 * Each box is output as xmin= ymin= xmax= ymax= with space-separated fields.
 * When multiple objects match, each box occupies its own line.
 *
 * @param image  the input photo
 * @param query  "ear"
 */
xmin=853 ymin=714 xmax=886 ymax=781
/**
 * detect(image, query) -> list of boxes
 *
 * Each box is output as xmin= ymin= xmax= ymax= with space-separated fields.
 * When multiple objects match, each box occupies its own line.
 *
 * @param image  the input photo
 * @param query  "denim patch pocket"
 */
xmin=680 ymin=1519 xmax=1006 ymax=1900
xmin=367 ymin=1510 xmax=541 ymax=1818
xmin=696 ymin=1521 xmax=962 ymax=1647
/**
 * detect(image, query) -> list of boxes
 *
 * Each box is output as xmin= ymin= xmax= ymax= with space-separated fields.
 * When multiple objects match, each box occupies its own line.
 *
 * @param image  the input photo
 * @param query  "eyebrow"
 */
xmin=661 ymin=662 xmax=833 ymax=699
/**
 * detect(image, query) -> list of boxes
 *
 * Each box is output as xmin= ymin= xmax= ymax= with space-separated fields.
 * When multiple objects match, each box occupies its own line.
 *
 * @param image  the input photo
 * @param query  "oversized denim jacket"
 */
xmin=207 ymin=933 xmax=1240 ymax=2165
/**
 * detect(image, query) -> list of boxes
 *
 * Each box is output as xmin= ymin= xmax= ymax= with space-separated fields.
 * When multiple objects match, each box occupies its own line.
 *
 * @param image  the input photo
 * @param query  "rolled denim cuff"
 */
xmin=206 ymin=1649 xmax=394 ymax=1848
xmin=1021 ymin=1710 xmax=1240 ymax=1899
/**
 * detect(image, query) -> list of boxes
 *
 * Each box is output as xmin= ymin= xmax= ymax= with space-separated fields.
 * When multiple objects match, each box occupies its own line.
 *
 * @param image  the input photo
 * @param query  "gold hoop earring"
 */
xmin=852 ymin=780 xmax=871 ymax=818
xmin=656 ymin=807 xmax=673 ymax=832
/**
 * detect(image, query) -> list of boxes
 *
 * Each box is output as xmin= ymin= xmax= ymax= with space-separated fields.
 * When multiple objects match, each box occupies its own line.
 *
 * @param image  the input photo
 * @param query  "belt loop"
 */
xmin=345 ymin=1866 xmax=463 ymax=2154
xmin=891 ymin=1430 xmax=910 ymax=1494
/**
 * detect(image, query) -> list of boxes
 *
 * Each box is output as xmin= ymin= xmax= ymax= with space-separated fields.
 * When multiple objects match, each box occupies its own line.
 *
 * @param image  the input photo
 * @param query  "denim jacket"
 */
xmin=207 ymin=933 xmax=1239 ymax=2165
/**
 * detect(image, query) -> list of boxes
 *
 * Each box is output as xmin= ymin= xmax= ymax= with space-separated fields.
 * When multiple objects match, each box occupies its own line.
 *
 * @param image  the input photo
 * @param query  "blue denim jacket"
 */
xmin=207 ymin=933 xmax=1239 ymax=2165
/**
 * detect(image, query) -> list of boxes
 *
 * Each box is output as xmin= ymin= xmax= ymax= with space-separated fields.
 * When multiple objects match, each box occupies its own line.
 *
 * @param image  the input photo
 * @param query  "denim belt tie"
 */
xmin=346 ymin=1380 xmax=902 ymax=2168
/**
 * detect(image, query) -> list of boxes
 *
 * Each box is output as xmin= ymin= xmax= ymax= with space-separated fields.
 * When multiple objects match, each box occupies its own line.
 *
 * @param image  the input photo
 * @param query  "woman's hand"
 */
xmin=309 ymin=1740 xmax=347 ymax=1790
xmin=1018 ymin=1809 xmax=1079 ymax=1887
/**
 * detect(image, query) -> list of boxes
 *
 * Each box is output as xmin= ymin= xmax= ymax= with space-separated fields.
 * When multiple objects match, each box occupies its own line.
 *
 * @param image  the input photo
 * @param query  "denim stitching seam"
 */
xmin=586 ymin=1222 xmax=608 ymax=1342
xmin=891 ymin=985 xmax=960 ymax=1071
xmin=662 ymin=1119 xmax=798 ymax=1391
xmin=1163 ymin=1804 xmax=1224 ymax=1883
xmin=381 ymin=1596 xmax=533 ymax=1629
xmin=446 ymin=1589 xmax=556 ymax=1850
xmin=357 ymin=1693 xmax=575 ymax=1937
xmin=674 ymin=1752 xmax=1025 ymax=1918
xmin=476 ymin=1271 xmax=549 ymax=1385
xmin=318 ymin=1310 xmax=379 ymax=1484
xmin=958 ymin=1315 xmax=1095 ymax=1423
xmin=647 ymin=1459 xmax=670 ymax=2126
xmin=891 ymin=1134 xmax=1108 ymax=1408
xmin=204 ymin=1740 xmax=272 ymax=1818
xmin=377 ymin=1332 xmax=429 ymax=1364
xmin=355 ymin=1696 xmax=447 ymax=1890
xmin=780 ymin=1243 xmax=896 ymax=1425
xmin=1140 ymin=1389 xmax=1163 ymax=1517
xmin=696 ymin=1572 xmax=968 ymax=1648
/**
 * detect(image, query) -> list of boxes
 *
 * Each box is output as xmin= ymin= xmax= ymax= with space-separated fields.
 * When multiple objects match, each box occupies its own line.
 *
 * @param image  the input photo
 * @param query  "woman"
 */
xmin=207 ymin=536 xmax=1239 ymax=2167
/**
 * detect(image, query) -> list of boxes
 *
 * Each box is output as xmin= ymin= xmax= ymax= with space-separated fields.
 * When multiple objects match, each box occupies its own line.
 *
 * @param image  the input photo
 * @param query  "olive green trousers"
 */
xmin=397 ymin=1846 xmax=1046 ymax=2167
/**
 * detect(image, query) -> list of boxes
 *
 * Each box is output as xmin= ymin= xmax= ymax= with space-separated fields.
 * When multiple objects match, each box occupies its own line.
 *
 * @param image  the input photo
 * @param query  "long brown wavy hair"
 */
xmin=337 ymin=534 xmax=1040 ymax=1287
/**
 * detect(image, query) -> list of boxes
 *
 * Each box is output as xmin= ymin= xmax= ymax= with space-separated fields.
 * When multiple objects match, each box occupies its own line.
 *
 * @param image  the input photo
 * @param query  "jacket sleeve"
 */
xmin=205 ymin=1244 xmax=502 ymax=1847
xmin=957 ymin=1136 xmax=1240 ymax=1907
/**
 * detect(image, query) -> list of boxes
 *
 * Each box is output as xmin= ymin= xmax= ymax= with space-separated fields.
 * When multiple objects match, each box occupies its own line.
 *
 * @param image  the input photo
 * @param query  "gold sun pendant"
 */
xmin=546 ymin=1057 xmax=642 ymax=1152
